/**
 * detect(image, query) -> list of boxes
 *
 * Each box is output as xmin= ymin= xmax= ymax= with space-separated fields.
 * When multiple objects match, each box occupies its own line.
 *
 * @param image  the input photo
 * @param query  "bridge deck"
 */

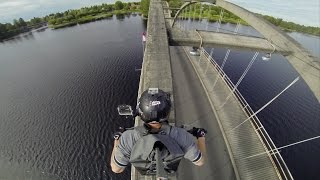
xmin=168 ymin=28 xmax=290 ymax=54
xmin=170 ymin=46 xmax=236 ymax=180
xmin=131 ymin=0 xmax=175 ymax=179
xmin=184 ymin=46 xmax=281 ymax=179
xmin=132 ymin=0 xmax=286 ymax=179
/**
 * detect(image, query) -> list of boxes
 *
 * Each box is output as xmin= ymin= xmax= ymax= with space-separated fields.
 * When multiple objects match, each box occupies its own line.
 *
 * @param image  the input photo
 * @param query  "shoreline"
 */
xmin=1 ymin=1 xmax=318 ymax=40
xmin=180 ymin=13 xmax=319 ymax=36
xmin=0 ymin=26 xmax=48 ymax=42
xmin=49 ymin=11 xmax=141 ymax=29
xmin=1 ymin=16 xmax=317 ymax=44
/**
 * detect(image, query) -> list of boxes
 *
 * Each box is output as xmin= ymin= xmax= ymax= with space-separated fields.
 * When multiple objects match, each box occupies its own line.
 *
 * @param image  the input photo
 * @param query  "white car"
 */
xmin=189 ymin=47 xmax=200 ymax=56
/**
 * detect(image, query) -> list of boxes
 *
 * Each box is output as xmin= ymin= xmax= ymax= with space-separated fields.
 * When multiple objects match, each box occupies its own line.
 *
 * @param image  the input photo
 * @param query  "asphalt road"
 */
xmin=170 ymin=46 xmax=236 ymax=180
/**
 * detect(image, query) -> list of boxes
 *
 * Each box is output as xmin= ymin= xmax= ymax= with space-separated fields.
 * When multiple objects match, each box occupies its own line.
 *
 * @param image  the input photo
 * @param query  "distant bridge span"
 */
xmin=170 ymin=0 xmax=320 ymax=102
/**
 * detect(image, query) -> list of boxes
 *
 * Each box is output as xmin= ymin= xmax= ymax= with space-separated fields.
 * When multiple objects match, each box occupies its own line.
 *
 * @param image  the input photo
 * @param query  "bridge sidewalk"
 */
xmin=170 ymin=46 xmax=236 ymax=180
xmin=184 ymin=47 xmax=281 ymax=179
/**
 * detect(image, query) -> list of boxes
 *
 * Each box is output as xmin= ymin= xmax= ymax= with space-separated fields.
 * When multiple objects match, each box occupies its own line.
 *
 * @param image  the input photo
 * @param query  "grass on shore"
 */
xmin=49 ymin=12 xmax=129 ymax=29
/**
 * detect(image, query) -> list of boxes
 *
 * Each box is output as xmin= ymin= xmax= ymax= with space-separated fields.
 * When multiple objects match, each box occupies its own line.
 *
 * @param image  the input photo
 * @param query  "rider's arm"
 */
xmin=183 ymin=134 xmax=205 ymax=166
xmin=172 ymin=128 xmax=204 ymax=166
xmin=194 ymin=137 xmax=206 ymax=166
xmin=111 ymin=130 xmax=136 ymax=173
xmin=110 ymin=130 xmax=138 ymax=173
xmin=110 ymin=139 xmax=125 ymax=173
xmin=177 ymin=127 xmax=206 ymax=166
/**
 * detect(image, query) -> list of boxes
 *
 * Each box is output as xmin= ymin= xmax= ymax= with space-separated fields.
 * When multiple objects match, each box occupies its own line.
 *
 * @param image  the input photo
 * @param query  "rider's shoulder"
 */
xmin=169 ymin=126 xmax=190 ymax=135
xmin=123 ymin=129 xmax=139 ymax=134
xmin=121 ymin=129 xmax=141 ymax=139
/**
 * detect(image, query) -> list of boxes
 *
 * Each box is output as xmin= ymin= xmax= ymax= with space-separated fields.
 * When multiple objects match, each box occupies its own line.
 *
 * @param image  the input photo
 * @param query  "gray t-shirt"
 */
xmin=113 ymin=126 xmax=201 ymax=168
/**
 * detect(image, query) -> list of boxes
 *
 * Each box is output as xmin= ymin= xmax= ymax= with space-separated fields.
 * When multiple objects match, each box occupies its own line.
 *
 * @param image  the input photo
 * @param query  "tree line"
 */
xmin=1 ymin=0 xmax=319 ymax=41
xmin=262 ymin=15 xmax=320 ymax=36
xmin=0 ymin=17 xmax=46 ymax=40
xmin=167 ymin=0 xmax=320 ymax=36
xmin=0 ymin=1 xmax=140 ymax=40
xmin=45 ymin=1 xmax=141 ymax=29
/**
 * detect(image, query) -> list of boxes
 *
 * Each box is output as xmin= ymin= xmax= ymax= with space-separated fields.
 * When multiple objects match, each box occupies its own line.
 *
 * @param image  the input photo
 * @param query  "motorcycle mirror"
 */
xmin=117 ymin=105 xmax=134 ymax=116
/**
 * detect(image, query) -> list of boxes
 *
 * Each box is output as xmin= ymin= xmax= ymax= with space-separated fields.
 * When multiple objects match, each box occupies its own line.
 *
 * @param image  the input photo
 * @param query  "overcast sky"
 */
xmin=0 ymin=0 xmax=319 ymax=27
xmin=228 ymin=0 xmax=320 ymax=27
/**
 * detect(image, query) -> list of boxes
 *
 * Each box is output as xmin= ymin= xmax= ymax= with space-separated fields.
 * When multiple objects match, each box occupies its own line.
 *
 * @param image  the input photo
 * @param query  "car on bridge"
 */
xmin=190 ymin=47 xmax=200 ymax=56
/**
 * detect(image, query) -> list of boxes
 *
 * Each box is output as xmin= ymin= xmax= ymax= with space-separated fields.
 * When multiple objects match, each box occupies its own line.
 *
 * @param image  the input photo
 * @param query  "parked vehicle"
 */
xmin=190 ymin=47 xmax=200 ymax=56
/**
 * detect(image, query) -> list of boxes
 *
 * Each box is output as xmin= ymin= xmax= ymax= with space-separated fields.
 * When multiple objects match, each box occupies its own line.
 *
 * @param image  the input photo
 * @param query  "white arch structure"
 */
xmin=171 ymin=0 xmax=320 ymax=102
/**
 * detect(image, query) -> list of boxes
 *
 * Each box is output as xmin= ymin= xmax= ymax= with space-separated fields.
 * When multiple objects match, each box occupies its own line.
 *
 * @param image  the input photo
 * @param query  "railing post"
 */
xmin=212 ymin=49 xmax=230 ymax=90
xmin=205 ymin=48 xmax=214 ymax=74
xmin=206 ymin=5 xmax=212 ymax=31
xmin=234 ymin=19 xmax=241 ymax=34
xmin=183 ymin=9 xmax=187 ymax=30
xmin=199 ymin=3 xmax=203 ymax=26
xmin=229 ymin=76 xmax=300 ymax=132
xmin=219 ymin=52 xmax=259 ymax=109
xmin=200 ymin=49 xmax=294 ymax=180
xmin=216 ymin=9 xmax=224 ymax=32
xmin=193 ymin=4 xmax=196 ymax=21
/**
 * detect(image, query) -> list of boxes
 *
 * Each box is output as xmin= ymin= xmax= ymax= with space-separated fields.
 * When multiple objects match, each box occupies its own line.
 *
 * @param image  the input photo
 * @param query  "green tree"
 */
xmin=30 ymin=17 xmax=42 ymax=25
xmin=115 ymin=1 xmax=124 ymax=10
xmin=104 ymin=4 xmax=113 ymax=12
xmin=48 ymin=19 xmax=57 ymax=25
xmin=54 ymin=13 xmax=63 ymax=19
xmin=13 ymin=19 xmax=20 ymax=28
xmin=0 ymin=23 xmax=7 ymax=39
xmin=123 ymin=3 xmax=129 ymax=10
xmin=17 ymin=18 xmax=28 ymax=30
xmin=56 ymin=18 xmax=63 ymax=24
xmin=141 ymin=0 xmax=150 ymax=17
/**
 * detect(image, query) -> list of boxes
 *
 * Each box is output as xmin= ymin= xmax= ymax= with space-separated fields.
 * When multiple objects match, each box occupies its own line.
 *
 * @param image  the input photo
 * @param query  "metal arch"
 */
xmin=171 ymin=0 xmax=320 ymax=101
xmin=214 ymin=0 xmax=320 ymax=102
xmin=171 ymin=0 xmax=218 ymax=28
xmin=171 ymin=1 xmax=199 ymax=28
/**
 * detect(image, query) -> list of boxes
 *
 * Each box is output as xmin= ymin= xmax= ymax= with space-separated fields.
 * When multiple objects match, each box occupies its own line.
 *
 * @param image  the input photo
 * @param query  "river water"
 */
xmin=0 ymin=15 xmax=319 ymax=180
xmin=0 ymin=15 xmax=145 ymax=180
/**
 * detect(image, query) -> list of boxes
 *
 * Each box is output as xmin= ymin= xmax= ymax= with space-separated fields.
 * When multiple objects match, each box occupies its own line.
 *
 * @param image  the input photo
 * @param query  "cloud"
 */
xmin=0 ymin=0 xmax=29 ymax=8
xmin=0 ymin=0 xmax=121 ymax=23
xmin=0 ymin=0 xmax=31 ymax=14
xmin=0 ymin=0 xmax=45 ymax=22
xmin=0 ymin=0 xmax=319 ymax=26
xmin=229 ymin=0 xmax=320 ymax=27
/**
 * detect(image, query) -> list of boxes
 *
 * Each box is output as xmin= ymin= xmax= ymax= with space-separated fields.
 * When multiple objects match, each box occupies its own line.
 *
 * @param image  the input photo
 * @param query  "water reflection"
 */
xmin=0 ymin=157 xmax=59 ymax=180
xmin=23 ymin=32 xmax=35 ymax=40
xmin=116 ymin=14 xmax=125 ymax=20
xmin=0 ymin=15 xmax=145 ymax=180
xmin=36 ymin=27 xmax=47 ymax=33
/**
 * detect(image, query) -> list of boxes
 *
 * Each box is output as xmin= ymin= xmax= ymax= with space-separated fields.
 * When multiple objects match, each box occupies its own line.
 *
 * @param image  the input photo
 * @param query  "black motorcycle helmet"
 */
xmin=137 ymin=88 xmax=171 ymax=123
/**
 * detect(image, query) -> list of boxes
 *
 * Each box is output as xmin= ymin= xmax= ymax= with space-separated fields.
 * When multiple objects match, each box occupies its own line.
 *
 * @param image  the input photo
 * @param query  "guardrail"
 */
xmin=201 ymin=48 xmax=294 ymax=180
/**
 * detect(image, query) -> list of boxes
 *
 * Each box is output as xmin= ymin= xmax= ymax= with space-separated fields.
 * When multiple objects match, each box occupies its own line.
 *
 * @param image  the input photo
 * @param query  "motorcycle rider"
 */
xmin=110 ymin=88 xmax=207 ymax=173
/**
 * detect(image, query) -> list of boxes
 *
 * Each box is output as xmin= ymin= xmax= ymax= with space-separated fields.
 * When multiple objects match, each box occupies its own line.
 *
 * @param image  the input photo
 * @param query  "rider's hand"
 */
xmin=113 ymin=132 xmax=122 ymax=140
xmin=188 ymin=127 xmax=207 ymax=139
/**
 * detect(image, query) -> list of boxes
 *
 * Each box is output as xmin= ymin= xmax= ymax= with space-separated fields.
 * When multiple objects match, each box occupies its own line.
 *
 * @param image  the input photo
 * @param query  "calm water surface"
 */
xmin=0 ymin=16 xmax=319 ymax=180
xmin=0 ymin=15 xmax=145 ymax=179
xmin=182 ymin=19 xmax=319 ymax=179
xmin=201 ymin=21 xmax=320 ymax=180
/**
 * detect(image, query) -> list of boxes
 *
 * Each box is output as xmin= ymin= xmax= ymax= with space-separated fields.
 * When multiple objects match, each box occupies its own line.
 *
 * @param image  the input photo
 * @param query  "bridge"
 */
xmin=132 ymin=0 xmax=320 ymax=179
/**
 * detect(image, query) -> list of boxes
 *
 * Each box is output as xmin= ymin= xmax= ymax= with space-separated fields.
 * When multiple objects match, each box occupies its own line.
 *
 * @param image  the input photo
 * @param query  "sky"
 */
xmin=228 ymin=0 xmax=320 ymax=27
xmin=0 ymin=0 xmax=319 ymax=27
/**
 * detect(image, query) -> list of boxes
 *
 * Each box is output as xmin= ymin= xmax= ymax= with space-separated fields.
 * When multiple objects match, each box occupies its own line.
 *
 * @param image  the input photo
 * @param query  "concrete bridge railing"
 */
xmin=132 ymin=0 xmax=316 ymax=179
xmin=201 ymin=49 xmax=293 ymax=179
xmin=131 ymin=0 xmax=175 ymax=179
xmin=185 ymin=46 xmax=294 ymax=179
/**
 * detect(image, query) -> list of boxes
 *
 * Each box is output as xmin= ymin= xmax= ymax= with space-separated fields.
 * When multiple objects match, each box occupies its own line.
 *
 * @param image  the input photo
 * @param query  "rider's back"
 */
xmin=115 ymin=124 xmax=201 ymax=175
